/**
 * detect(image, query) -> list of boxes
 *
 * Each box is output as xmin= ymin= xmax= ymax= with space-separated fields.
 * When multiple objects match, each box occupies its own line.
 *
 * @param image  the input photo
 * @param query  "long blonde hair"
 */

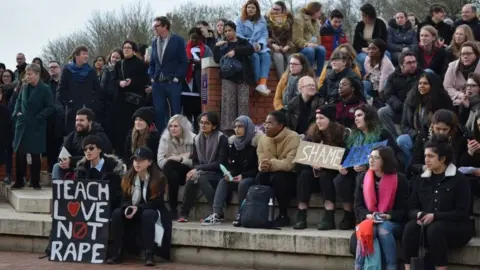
xmin=450 ymin=25 xmax=475 ymax=58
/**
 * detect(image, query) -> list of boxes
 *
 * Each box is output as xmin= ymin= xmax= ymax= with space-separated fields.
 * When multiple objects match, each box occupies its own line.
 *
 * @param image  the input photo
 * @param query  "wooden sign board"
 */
xmin=293 ymin=141 xmax=346 ymax=170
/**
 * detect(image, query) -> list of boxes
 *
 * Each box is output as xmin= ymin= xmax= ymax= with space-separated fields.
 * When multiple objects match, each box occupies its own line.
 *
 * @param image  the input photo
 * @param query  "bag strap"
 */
xmin=121 ymin=60 xmax=125 ymax=80
xmin=418 ymin=224 xmax=425 ymax=258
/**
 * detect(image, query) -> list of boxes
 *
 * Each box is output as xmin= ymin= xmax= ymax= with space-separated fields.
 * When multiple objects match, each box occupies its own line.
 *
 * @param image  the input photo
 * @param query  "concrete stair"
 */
xmin=1 ymin=183 xmax=480 ymax=269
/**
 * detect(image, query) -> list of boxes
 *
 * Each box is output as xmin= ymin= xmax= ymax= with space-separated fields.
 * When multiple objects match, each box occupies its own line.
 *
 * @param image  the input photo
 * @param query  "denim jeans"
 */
xmin=397 ymin=134 xmax=413 ymax=169
xmin=251 ymin=52 xmax=272 ymax=83
xmin=212 ymin=177 xmax=254 ymax=215
xmin=152 ymin=81 xmax=183 ymax=133
xmin=377 ymin=105 xmax=399 ymax=137
xmin=52 ymin=163 xmax=67 ymax=180
xmin=362 ymin=80 xmax=374 ymax=99
xmin=355 ymin=221 xmax=400 ymax=270
xmin=299 ymin=46 xmax=326 ymax=77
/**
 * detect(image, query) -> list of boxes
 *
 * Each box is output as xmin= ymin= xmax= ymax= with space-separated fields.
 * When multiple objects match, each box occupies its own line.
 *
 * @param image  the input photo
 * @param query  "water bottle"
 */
xmin=268 ymin=198 xmax=274 ymax=222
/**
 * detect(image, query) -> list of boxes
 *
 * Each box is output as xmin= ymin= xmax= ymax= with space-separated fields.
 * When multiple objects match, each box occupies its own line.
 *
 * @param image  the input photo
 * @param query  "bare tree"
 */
xmin=42 ymin=2 xmax=153 ymax=64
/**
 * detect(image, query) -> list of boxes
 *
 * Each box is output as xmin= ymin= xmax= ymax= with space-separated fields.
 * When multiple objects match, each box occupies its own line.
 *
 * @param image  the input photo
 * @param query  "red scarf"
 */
xmin=185 ymin=41 xmax=206 ymax=83
xmin=356 ymin=219 xmax=374 ymax=256
xmin=363 ymin=169 xmax=398 ymax=213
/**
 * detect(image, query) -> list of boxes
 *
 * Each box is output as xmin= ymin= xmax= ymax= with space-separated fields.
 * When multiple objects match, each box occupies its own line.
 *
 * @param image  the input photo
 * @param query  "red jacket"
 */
xmin=335 ymin=97 xmax=364 ymax=129
xmin=320 ymin=20 xmax=348 ymax=60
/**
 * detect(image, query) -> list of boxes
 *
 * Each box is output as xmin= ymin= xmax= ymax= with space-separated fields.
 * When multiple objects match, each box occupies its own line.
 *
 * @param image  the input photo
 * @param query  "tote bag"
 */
xmin=363 ymin=238 xmax=382 ymax=270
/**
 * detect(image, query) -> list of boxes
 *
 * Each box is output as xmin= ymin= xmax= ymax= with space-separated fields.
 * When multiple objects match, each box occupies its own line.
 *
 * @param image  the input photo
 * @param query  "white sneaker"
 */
xmin=201 ymin=213 xmax=222 ymax=226
xmin=255 ymin=84 xmax=271 ymax=96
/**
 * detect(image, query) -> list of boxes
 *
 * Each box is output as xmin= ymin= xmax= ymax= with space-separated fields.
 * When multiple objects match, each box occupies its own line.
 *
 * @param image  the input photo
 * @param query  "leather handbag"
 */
xmin=121 ymin=60 xmax=144 ymax=106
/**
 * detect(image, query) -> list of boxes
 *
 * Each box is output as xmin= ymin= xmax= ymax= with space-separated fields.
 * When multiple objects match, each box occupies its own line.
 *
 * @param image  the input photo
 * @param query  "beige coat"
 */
xmin=157 ymin=130 xmax=196 ymax=169
xmin=443 ymin=59 xmax=480 ymax=103
xmin=292 ymin=10 xmax=320 ymax=49
xmin=257 ymin=128 xmax=300 ymax=172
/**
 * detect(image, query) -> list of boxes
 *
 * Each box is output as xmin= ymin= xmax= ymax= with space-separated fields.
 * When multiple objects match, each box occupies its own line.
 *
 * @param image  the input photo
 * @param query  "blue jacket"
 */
xmin=234 ymin=17 xmax=270 ymax=53
xmin=148 ymin=33 xmax=188 ymax=80
xmin=387 ymin=19 xmax=417 ymax=53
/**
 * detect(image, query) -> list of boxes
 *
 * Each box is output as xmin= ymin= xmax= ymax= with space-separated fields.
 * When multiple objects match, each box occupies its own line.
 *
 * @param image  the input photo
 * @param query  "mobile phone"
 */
xmin=373 ymin=212 xmax=384 ymax=223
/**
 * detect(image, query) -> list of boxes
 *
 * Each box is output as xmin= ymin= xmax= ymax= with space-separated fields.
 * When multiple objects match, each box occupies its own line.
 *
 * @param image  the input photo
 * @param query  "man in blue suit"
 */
xmin=149 ymin=16 xmax=188 ymax=132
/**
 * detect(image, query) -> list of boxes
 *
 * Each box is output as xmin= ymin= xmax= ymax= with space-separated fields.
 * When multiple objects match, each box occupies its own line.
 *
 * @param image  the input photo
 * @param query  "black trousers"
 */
xmin=402 ymin=219 xmax=472 ymax=266
xmin=110 ymin=207 xmax=159 ymax=251
xmin=255 ymin=171 xmax=296 ymax=215
xmin=180 ymin=172 xmax=221 ymax=217
xmin=46 ymin=135 xmax=62 ymax=173
xmin=15 ymin=147 xmax=41 ymax=186
xmin=333 ymin=170 xmax=357 ymax=204
xmin=296 ymin=166 xmax=338 ymax=204
xmin=163 ymin=160 xmax=190 ymax=211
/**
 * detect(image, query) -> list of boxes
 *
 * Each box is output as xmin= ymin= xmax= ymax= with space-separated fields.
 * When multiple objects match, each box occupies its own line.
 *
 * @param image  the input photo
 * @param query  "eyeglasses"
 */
xmin=461 ymin=52 xmax=475 ymax=57
xmin=83 ymin=146 xmax=96 ymax=152
xmin=152 ymin=24 xmax=161 ymax=29
xmin=123 ymin=46 xmax=132 ymax=50
xmin=466 ymin=84 xmax=479 ymax=88
xmin=272 ymin=8 xmax=281 ymax=11
xmin=289 ymin=62 xmax=301 ymax=66
xmin=2 ymin=75 xmax=11 ymax=78
xmin=199 ymin=121 xmax=211 ymax=126
xmin=300 ymin=83 xmax=316 ymax=89
xmin=48 ymin=66 xmax=60 ymax=69
xmin=368 ymin=155 xmax=381 ymax=160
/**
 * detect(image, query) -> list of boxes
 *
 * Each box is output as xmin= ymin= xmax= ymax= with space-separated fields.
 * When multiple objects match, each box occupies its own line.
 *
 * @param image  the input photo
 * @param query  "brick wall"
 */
xmin=200 ymin=58 xmax=279 ymax=125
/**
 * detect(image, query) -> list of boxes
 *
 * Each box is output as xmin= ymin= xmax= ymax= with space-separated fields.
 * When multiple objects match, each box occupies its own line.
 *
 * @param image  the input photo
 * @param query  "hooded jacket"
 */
xmin=387 ymin=19 xmax=417 ymax=52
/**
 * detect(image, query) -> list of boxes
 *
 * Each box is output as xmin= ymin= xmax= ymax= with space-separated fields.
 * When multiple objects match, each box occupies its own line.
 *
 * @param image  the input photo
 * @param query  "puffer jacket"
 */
xmin=387 ymin=19 xmax=417 ymax=52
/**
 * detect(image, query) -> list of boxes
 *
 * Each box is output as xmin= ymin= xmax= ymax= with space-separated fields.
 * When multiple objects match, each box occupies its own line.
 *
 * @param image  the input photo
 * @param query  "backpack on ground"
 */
xmin=240 ymin=185 xmax=274 ymax=229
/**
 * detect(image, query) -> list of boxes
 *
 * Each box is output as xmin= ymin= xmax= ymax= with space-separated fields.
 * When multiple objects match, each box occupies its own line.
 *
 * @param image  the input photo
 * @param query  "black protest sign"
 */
xmin=50 ymin=179 xmax=111 ymax=263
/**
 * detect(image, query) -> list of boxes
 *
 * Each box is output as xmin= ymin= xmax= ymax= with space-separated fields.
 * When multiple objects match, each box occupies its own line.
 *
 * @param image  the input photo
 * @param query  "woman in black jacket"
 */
xmin=458 ymin=114 xmax=480 ymax=197
xmin=353 ymin=145 xmax=408 ymax=270
xmin=178 ymin=112 xmax=229 ymax=222
xmin=397 ymin=72 xmax=453 ymax=171
xmin=107 ymin=146 xmax=171 ymax=266
xmin=213 ymin=20 xmax=255 ymax=132
xmin=353 ymin=3 xmax=388 ymax=75
xmin=201 ymin=115 xmax=260 ymax=226
xmin=402 ymin=134 xmax=473 ymax=269
xmin=124 ymin=107 xmax=160 ymax=167
xmin=112 ymin=40 xmax=149 ymax=157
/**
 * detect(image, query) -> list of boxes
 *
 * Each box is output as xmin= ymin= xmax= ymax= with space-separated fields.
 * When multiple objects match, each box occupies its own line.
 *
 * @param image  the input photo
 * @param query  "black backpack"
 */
xmin=240 ymin=185 xmax=274 ymax=228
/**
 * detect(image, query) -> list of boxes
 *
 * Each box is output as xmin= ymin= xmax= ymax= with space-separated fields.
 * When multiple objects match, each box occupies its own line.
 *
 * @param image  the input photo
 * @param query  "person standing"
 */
xmin=56 ymin=45 xmax=106 ymax=134
xmin=12 ymin=64 xmax=54 ymax=189
xmin=149 ymin=16 xmax=188 ymax=133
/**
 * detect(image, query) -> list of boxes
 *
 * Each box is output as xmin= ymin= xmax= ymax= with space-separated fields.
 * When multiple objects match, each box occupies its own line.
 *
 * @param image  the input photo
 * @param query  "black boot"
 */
xmin=338 ymin=210 xmax=355 ymax=230
xmin=293 ymin=209 xmax=307 ymax=230
xmin=144 ymin=249 xmax=155 ymax=266
xmin=106 ymin=249 xmax=123 ymax=264
xmin=317 ymin=210 xmax=335 ymax=230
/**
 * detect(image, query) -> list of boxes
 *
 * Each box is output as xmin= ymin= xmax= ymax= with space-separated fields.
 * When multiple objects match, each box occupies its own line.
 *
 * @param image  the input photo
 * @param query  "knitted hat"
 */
xmin=132 ymin=107 xmax=155 ymax=126
xmin=316 ymin=104 xmax=337 ymax=122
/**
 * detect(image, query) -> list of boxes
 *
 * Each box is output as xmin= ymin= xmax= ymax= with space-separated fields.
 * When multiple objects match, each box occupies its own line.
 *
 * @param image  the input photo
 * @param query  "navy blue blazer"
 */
xmin=148 ymin=34 xmax=188 ymax=80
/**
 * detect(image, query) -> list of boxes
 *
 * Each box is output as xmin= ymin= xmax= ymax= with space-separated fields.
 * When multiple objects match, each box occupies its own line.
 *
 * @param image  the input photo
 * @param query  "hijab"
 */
xmin=233 ymin=115 xmax=256 ymax=150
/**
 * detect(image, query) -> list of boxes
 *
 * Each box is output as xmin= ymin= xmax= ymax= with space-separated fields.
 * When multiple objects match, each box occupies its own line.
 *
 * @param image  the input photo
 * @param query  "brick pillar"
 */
xmin=200 ymin=57 xmax=279 ymax=125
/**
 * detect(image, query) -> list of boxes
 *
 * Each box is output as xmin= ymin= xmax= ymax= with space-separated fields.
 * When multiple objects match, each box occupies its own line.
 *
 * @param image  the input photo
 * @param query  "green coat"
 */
xmin=13 ymin=82 xmax=54 ymax=154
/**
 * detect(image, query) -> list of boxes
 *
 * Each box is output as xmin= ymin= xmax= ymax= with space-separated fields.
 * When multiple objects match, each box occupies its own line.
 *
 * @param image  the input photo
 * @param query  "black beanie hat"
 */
xmin=316 ymin=104 xmax=337 ymax=122
xmin=132 ymin=107 xmax=155 ymax=126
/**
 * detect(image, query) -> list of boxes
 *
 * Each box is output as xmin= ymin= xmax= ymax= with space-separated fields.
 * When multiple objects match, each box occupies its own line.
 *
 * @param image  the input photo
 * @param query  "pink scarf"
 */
xmin=363 ymin=170 xmax=398 ymax=213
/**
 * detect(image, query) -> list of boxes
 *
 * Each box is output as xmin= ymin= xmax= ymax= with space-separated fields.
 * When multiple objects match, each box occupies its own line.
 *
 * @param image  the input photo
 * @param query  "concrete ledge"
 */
xmin=0 ymin=186 xmax=52 ymax=214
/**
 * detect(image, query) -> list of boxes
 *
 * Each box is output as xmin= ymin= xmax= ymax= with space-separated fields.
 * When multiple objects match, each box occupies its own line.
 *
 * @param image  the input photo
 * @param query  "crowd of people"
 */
xmin=1 ymin=0 xmax=480 ymax=268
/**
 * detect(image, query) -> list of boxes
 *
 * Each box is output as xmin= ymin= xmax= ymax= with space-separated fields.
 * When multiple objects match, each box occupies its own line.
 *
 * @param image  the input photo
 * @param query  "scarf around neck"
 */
xmin=363 ymin=169 xmax=398 ymax=213
xmin=466 ymin=95 xmax=480 ymax=132
xmin=195 ymin=130 xmax=222 ymax=164
xmin=132 ymin=173 xmax=150 ymax=206
xmin=233 ymin=115 xmax=256 ymax=151
xmin=268 ymin=13 xmax=288 ymax=27
xmin=283 ymin=75 xmax=300 ymax=106
xmin=66 ymin=62 xmax=92 ymax=83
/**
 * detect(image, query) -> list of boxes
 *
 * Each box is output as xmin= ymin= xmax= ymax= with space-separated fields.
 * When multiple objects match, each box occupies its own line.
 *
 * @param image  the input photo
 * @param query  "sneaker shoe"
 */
xmin=201 ymin=213 xmax=222 ymax=226
xmin=255 ymin=84 xmax=271 ymax=96
xmin=3 ymin=176 xmax=11 ymax=185
xmin=232 ymin=214 xmax=242 ymax=227
xmin=177 ymin=216 xmax=188 ymax=223
xmin=273 ymin=215 xmax=291 ymax=227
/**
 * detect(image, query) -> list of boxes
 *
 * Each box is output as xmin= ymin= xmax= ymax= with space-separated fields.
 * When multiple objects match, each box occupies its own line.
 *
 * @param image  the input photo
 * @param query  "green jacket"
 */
xmin=13 ymin=82 xmax=54 ymax=154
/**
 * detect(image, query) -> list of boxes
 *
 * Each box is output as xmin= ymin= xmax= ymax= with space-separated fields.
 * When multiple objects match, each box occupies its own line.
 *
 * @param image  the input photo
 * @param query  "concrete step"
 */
xmin=0 ymin=202 xmax=477 ymax=269
xmin=0 ymin=185 xmax=51 ymax=214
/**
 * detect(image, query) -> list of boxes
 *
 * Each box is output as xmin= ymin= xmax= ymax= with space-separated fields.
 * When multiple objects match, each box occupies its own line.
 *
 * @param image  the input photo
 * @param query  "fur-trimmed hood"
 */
xmin=421 ymin=163 xmax=456 ymax=178
xmin=76 ymin=154 xmax=126 ymax=176
xmin=228 ymin=132 xmax=262 ymax=148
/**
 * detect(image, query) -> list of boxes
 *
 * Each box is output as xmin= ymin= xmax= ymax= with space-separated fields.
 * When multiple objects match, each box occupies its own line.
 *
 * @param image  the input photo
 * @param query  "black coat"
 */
xmin=120 ymin=174 xmax=171 ymax=260
xmin=410 ymin=44 xmax=447 ymax=75
xmin=453 ymin=18 xmax=480 ymax=41
xmin=408 ymin=164 xmax=471 ymax=222
xmin=383 ymin=67 xmax=423 ymax=117
xmin=62 ymin=122 xmax=113 ymax=167
xmin=418 ymin=16 xmax=454 ymax=44
xmin=286 ymin=95 xmax=324 ymax=134
xmin=46 ymin=79 xmax=64 ymax=138
xmin=353 ymin=19 xmax=388 ymax=53
xmin=320 ymin=67 xmax=360 ymax=103
xmin=0 ymin=104 xmax=12 ymax=165
xmin=75 ymin=154 xmax=125 ymax=213
xmin=56 ymin=67 xmax=106 ymax=134
xmin=123 ymin=129 xmax=161 ymax=166
xmin=227 ymin=134 xmax=260 ymax=179
xmin=213 ymin=37 xmax=255 ymax=86
xmin=354 ymin=172 xmax=409 ymax=223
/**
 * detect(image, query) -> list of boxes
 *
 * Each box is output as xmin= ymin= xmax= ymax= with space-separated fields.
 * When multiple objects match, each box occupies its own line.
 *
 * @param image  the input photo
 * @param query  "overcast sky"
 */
xmin=0 ymin=0 xmax=227 ymax=69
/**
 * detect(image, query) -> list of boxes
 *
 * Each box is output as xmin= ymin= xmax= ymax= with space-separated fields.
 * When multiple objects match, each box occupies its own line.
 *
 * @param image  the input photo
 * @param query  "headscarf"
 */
xmin=233 ymin=115 xmax=256 ymax=150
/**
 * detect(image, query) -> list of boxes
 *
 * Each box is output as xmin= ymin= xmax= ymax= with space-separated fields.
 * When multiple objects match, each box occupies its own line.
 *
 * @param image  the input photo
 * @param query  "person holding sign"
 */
xmin=402 ymin=134 xmax=473 ymax=270
xmin=202 ymin=115 xmax=260 ymax=226
xmin=352 ymin=146 xmax=408 ymax=270
xmin=293 ymin=104 xmax=348 ymax=230
xmin=108 ymin=147 xmax=171 ymax=266
xmin=74 ymin=135 xmax=125 ymax=213
xmin=334 ymin=104 xmax=398 ymax=230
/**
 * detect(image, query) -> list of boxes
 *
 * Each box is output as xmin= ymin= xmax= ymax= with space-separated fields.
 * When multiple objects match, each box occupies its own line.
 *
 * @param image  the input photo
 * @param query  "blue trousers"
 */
xmin=299 ymin=46 xmax=326 ymax=77
xmin=152 ymin=81 xmax=183 ymax=133
xmin=251 ymin=52 xmax=272 ymax=83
